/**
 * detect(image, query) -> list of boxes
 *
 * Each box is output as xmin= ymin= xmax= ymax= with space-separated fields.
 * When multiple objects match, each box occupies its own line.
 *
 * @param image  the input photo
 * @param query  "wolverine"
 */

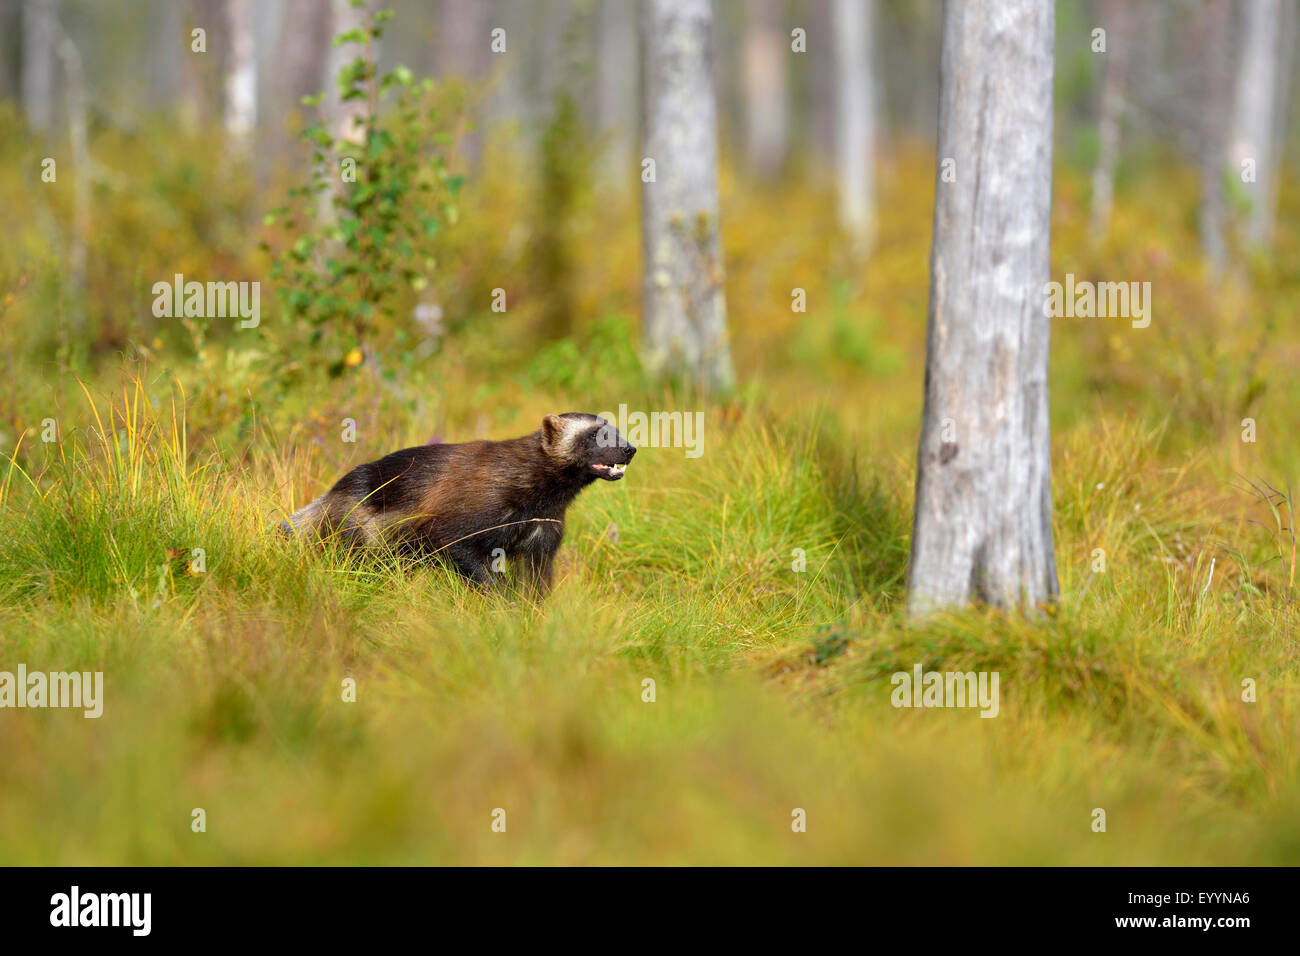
xmin=281 ymin=413 xmax=635 ymax=594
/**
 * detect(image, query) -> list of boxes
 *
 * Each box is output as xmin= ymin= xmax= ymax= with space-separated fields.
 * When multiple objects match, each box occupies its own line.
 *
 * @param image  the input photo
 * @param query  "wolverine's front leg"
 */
xmin=516 ymin=548 xmax=557 ymax=598
xmin=443 ymin=542 xmax=499 ymax=589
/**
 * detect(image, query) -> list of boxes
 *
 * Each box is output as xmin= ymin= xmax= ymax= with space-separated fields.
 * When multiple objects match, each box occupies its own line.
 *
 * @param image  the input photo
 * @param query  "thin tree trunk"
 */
xmin=1275 ymin=1 xmax=1296 ymax=203
xmin=909 ymin=0 xmax=1058 ymax=616
xmin=437 ymin=0 xmax=491 ymax=163
xmin=0 ymin=1 xmax=19 ymax=102
xmin=150 ymin=0 xmax=184 ymax=114
xmin=274 ymin=0 xmax=330 ymax=125
xmin=224 ymin=0 xmax=258 ymax=146
xmin=1089 ymin=0 xmax=1129 ymax=238
xmin=809 ymin=0 xmax=837 ymax=169
xmin=21 ymin=0 xmax=54 ymax=138
xmin=833 ymin=0 xmax=875 ymax=257
xmin=640 ymin=0 xmax=734 ymax=393
xmin=744 ymin=0 xmax=788 ymax=178
xmin=1198 ymin=0 xmax=1230 ymax=277
xmin=52 ymin=11 xmax=87 ymax=329
xmin=182 ymin=0 xmax=226 ymax=133
xmin=326 ymin=0 xmax=370 ymax=145
xmin=1232 ymin=0 xmax=1282 ymax=248
xmin=597 ymin=0 xmax=637 ymax=183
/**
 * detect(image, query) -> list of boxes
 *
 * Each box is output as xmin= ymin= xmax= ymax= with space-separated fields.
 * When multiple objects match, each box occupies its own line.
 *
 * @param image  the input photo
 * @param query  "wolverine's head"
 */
xmin=541 ymin=413 xmax=636 ymax=480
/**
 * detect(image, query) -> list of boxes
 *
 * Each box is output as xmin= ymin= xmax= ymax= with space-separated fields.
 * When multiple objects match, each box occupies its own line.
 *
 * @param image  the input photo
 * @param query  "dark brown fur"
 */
xmin=281 ymin=413 xmax=635 ymax=594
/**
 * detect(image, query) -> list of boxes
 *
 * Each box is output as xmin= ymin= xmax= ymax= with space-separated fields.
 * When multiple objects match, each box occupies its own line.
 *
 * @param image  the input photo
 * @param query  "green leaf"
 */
xmin=332 ymin=28 xmax=367 ymax=48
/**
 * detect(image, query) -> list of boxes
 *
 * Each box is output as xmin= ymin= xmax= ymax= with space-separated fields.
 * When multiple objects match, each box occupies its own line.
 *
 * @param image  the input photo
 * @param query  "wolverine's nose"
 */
xmin=624 ymin=445 xmax=637 ymax=460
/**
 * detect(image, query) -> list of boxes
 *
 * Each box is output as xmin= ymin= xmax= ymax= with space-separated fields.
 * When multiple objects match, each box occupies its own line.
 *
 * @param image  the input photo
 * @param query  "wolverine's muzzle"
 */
xmin=590 ymin=442 xmax=635 ymax=480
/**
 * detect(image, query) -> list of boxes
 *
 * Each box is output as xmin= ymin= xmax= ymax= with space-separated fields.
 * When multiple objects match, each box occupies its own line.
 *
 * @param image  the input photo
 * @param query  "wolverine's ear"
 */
xmin=541 ymin=414 xmax=564 ymax=451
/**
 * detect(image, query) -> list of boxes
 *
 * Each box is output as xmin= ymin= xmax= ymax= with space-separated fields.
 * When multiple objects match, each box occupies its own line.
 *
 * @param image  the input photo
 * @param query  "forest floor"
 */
xmin=1 ymin=142 xmax=1298 ymax=864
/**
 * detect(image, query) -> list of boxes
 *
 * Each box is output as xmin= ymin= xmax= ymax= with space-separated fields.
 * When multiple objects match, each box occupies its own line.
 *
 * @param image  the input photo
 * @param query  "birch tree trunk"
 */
xmin=326 ymin=0 xmax=370 ymax=145
xmin=833 ymin=0 xmax=875 ymax=257
xmin=224 ymin=0 xmax=257 ymax=145
xmin=744 ymin=0 xmax=788 ymax=178
xmin=1232 ymin=0 xmax=1282 ymax=248
xmin=21 ymin=0 xmax=54 ymax=137
xmin=640 ymin=0 xmax=734 ymax=393
xmin=908 ymin=0 xmax=1058 ymax=616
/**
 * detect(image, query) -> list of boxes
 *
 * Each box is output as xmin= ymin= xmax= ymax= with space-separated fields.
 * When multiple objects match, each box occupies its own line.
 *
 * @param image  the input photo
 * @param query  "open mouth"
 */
xmin=590 ymin=462 xmax=628 ymax=480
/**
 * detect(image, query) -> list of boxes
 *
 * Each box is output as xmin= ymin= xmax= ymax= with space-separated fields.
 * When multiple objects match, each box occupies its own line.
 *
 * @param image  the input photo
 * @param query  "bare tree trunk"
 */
xmin=1198 ymin=0 xmax=1230 ymax=277
xmin=909 ymin=0 xmax=1058 ymax=616
xmin=224 ymin=0 xmax=258 ymax=146
xmin=437 ymin=0 xmax=490 ymax=77
xmin=326 ymin=0 xmax=370 ymax=145
xmin=182 ymin=0 xmax=226 ymax=133
xmin=21 ymin=0 xmax=54 ymax=138
xmin=1275 ymin=1 xmax=1297 ymax=200
xmin=0 ymin=1 xmax=19 ymax=102
xmin=149 ymin=0 xmax=184 ymax=114
xmin=744 ymin=0 xmax=788 ymax=178
xmin=833 ymin=0 xmax=875 ymax=257
xmin=437 ymin=0 xmax=492 ymax=164
xmin=597 ymin=0 xmax=637 ymax=183
xmin=52 ymin=11 xmax=86 ymax=329
xmin=809 ymin=0 xmax=837 ymax=169
xmin=274 ymin=0 xmax=330 ymax=120
xmin=640 ymin=0 xmax=734 ymax=393
xmin=1232 ymin=0 xmax=1282 ymax=248
xmin=1089 ymin=0 xmax=1129 ymax=238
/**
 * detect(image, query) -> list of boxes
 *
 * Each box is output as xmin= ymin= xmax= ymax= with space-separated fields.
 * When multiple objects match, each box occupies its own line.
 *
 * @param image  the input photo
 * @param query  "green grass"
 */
xmin=0 ymin=361 xmax=1297 ymax=865
xmin=3 ymin=130 xmax=1300 ymax=863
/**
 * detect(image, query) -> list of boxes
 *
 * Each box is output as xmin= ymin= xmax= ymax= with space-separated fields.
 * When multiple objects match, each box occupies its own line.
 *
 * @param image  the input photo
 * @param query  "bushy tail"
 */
xmin=279 ymin=497 xmax=324 ymax=538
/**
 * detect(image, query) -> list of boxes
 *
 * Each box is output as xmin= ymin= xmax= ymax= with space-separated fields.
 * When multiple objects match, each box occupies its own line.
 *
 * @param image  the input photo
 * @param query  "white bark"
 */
xmin=640 ymin=0 xmax=734 ymax=393
xmin=224 ymin=0 xmax=258 ymax=143
xmin=833 ymin=0 xmax=875 ymax=256
xmin=744 ymin=0 xmax=788 ymax=178
xmin=1231 ymin=0 xmax=1282 ymax=247
xmin=909 ymin=0 xmax=1058 ymax=615
xmin=326 ymin=0 xmax=370 ymax=145
xmin=21 ymin=0 xmax=55 ymax=136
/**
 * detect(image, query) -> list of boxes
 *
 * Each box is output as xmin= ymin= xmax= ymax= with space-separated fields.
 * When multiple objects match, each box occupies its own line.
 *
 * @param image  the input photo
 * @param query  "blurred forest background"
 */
xmin=1 ymin=0 xmax=1296 ymax=440
xmin=1 ymin=0 xmax=1299 ymax=865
